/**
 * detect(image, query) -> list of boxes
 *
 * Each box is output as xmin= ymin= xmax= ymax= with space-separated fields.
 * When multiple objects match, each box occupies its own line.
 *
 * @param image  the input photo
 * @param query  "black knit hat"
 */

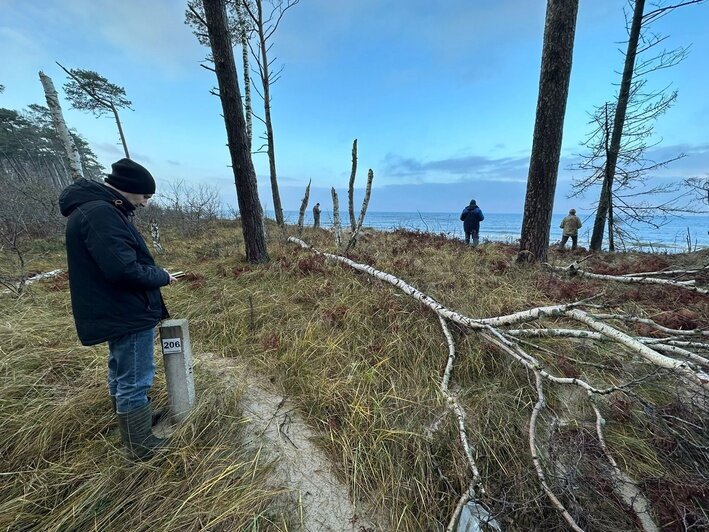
xmin=105 ymin=158 xmax=156 ymax=194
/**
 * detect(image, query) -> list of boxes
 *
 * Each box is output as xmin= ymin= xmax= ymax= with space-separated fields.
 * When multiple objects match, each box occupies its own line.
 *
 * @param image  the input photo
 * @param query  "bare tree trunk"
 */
xmin=331 ymin=187 xmax=342 ymax=249
xmin=254 ymin=0 xmax=284 ymax=226
xmin=345 ymin=169 xmax=374 ymax=252
xmin=202 ymin=0 xmax=269 ymax=263
xmin=38 ymin=71 xmax=84 ymax=181
xmin=608 ymin=198 xmax=615 ymax=252
xmin=297 ymin=179 xmax=311 ymax=235
xmin=348 ymin=138 xmax=357 ymax=231
xmin=590 ymin=0 xmax=645 ymax=251
xmin=236 ymin=0 xmax=252 ymax=149
xmin=517 ymin=0 xmax=579 ymax=264
xmin=110 ymin=102 xmax=130 ymax=159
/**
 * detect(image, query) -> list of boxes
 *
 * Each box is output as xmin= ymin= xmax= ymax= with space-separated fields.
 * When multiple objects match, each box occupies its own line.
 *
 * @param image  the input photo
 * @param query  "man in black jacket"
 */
xmin=460 ymin=199 xmax=485 ymax=247
xmin=59 ymin=158 xmax=177 ymax=460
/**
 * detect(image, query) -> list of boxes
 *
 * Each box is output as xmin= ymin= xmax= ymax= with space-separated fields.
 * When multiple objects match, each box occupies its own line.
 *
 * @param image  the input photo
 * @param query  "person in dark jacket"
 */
xmin=460 ymin=199 xmax=485 ymax=247
xmin=59 ymin=158 xmax=177 ymax=460
xmin=313 ymin=202 xmax=321 ymax=228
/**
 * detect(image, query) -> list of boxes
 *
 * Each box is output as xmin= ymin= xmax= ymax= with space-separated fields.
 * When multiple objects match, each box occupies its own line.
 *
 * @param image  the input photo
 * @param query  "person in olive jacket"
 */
xmin=59 ymin=158 xmax=177 ymax=460
xmin=559 ymin=208 xmax=582 ymax=250
xmin=460 ymin=199 xmax=485 ymax=247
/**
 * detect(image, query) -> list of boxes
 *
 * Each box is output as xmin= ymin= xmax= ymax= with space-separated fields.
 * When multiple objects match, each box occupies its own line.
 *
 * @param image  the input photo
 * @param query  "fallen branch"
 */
xmin=620 ymin=268 xmax=704 ymax=277
xmin=593 ymin=313 xmax=709 ymax=337
xmin=591 ymin=403 xmax=660 ymax=532
xmin=547 ymin=263 xmax=709 ymax=295
xmin=529 ymin=372 xmax=583 ymax=531
xmin=566 ymin=309 xmax=709 ymax=384
xmin=506 ymin=329 xmax=709 ymax=368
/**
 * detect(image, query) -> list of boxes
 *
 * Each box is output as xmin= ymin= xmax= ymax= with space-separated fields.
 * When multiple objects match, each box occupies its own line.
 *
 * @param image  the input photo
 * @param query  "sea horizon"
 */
xmin=268 ymin=210 xmax=709 ymax=252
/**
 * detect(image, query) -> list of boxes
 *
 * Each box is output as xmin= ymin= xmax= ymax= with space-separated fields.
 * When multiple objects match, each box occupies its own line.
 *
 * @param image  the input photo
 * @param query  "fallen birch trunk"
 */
xmin=39 ymin=71 xmax=83 ymax=182
xmin=505 ymin=329 xmax=709 ymax=368
xmin=565 ymin=309 xmax=709 ymax=385
xmin=548 ymin=263 xmax=709 ymax=295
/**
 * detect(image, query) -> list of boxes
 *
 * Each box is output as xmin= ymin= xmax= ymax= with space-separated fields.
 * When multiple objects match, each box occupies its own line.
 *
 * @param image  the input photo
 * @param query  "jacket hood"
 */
xmin=59 ymin=179 xmax=135 ymax=217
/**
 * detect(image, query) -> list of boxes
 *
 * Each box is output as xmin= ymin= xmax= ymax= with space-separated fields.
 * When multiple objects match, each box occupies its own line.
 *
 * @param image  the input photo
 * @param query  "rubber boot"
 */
xmin=111 ymin=396 xmax=167 ymax=426
xmin=117 ymin=403 xmax=168 ymax=460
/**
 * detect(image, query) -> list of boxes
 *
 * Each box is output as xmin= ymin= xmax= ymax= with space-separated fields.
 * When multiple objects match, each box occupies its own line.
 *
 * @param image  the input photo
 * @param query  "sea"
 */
xmin=273 ymin=210 xmax=709 ymax=253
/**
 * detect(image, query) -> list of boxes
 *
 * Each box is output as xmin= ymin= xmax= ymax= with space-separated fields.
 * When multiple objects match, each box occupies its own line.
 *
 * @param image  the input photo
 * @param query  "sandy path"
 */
xmin=199 ymin=353 xmax=376 ymax=532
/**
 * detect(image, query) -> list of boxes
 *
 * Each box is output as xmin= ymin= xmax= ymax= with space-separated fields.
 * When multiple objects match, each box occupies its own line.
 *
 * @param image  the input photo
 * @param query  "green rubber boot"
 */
xmin=111 ymin=396 xmax=167 ymax=426
xmin=117 ymin=403 xmax=169 ymax=460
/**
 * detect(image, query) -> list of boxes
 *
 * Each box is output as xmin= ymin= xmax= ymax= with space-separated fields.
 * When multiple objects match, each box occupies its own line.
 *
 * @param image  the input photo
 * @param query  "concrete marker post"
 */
xmin=159 ymin=319 xmax=195 ymax=423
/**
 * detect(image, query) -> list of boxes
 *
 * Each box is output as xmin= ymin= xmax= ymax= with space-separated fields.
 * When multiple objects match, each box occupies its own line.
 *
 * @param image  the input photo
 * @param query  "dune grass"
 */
xmin=1 ymin=219 xmax=707 ymax=530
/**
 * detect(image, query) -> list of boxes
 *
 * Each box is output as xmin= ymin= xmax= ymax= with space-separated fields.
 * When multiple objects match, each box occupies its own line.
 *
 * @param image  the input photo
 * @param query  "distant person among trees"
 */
xmin=559 ymin=208 xmax=582 ymax=250
xmin=460 ymin=199 xmax=484 ymax=247
xmin=313 ymin=202 xmax=321 ymax=228
xmin=59 ymin=158 xmax=179 ymax=460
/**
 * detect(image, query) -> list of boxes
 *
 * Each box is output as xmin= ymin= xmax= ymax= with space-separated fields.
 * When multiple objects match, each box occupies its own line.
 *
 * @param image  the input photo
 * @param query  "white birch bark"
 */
xmin=331 ymin=187 xmax=342 ymax=249
xmin=591 ymin=404 xmax=660 ymax=532
xmin=565 ymin=308 xmax=708 ymax=384
xmin=550 ymin=264 xmax=708 ymax=295
xmin=345 ymin=168 xmax=374 ymax=252
xmin=39 ymin=71 xmax=83 ymax=181
xmin=297 ymin=180 xmax=310 ymax=234
xmin=529 ymin=373 xmax=584 ymax=531
xmin=620 ymin=268 xmax=703 ymax=277
xmin=593 ymin=313 xmax=709 ymax=337
xmin=235 ymin=0 xmax=252 ymax=148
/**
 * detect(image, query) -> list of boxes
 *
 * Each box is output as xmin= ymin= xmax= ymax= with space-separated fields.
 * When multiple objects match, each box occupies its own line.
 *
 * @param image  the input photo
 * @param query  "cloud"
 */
xmin=381 ymin=152 xmax=530 ymax=183
xmin=95 ymin=142 xmax=124 ymax=157
xmin=23 ymin=0 xmax=202 ymax=77
xmin=646 ymin=143 xmax=709 ymax=177
xmin=279 ymin=0 xmax=545 ymax=82
xmin=167 ymin=159 xmax=180 ymax=166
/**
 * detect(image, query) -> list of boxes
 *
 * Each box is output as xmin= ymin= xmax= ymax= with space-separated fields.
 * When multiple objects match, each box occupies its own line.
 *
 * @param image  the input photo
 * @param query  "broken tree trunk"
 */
xmin=348 ymin=139 xmax=358 ymax=232
xmin=39 ymin=71 xmax=83 ymax=182
xmin=297 ymin=179 xmax=311 ymax=235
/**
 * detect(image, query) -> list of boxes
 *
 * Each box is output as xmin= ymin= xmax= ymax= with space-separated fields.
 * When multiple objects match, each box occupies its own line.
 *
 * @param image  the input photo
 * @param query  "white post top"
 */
xmin=161 ymin=319 xmax=189 ymax=327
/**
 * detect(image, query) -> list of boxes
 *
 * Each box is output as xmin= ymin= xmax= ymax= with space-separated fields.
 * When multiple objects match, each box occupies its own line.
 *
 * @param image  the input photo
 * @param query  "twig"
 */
xmin=529 ymin=372 xmax=584 ymax=531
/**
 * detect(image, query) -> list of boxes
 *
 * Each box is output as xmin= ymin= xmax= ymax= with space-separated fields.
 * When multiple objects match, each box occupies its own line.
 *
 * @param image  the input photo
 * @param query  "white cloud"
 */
xmin=9 ymin=1 xmax=203 ymax=78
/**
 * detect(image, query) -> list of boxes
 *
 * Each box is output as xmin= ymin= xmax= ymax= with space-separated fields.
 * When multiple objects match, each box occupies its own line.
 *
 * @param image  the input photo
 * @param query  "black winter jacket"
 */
xmin=59 ymin=179 xmax=169 ymax=346
xmin=460 ymin=205 xmax=484 ymax=232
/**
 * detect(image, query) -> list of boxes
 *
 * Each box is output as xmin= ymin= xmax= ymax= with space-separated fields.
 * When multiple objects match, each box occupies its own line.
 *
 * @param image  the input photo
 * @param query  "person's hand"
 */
xmin=164 ymin=269 xmax=179 ymax=285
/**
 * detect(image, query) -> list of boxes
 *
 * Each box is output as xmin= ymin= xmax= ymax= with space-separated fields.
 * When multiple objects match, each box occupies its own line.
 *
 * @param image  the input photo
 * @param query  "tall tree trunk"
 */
xmin=236 ymin=0 xmax=252 ymax=148
xmin=608 ymin=199 xmax=615 ymax=252
xmin=202 ymin=0 xmax=269 ymax=263
xmin=38 ymin=71 xmax=84 ymax=181
xmin=590 ymin=0 xmax=645 ymax=251
xmin=110 ymin=102 xmax=130 ymax=159
xmin=255 ymin=0 xmax=284 ymax=226
xmin=517 ymin=0 xmax=579 ymax=264
xmin=348 ymin=138 xmax=358 ymax=231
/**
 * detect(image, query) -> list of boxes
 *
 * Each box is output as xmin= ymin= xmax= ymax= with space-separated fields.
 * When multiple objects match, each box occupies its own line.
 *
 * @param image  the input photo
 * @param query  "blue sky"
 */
xmin=1 ymin=0 xmax=707 ymax=214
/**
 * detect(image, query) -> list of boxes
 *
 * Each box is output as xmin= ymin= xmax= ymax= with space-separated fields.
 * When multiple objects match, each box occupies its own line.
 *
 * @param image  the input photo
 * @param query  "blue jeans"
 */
xmin=465 ymin=229 xmax=479 ymax=246
xmin=107 ymin=328 xmax=156 ymax=413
